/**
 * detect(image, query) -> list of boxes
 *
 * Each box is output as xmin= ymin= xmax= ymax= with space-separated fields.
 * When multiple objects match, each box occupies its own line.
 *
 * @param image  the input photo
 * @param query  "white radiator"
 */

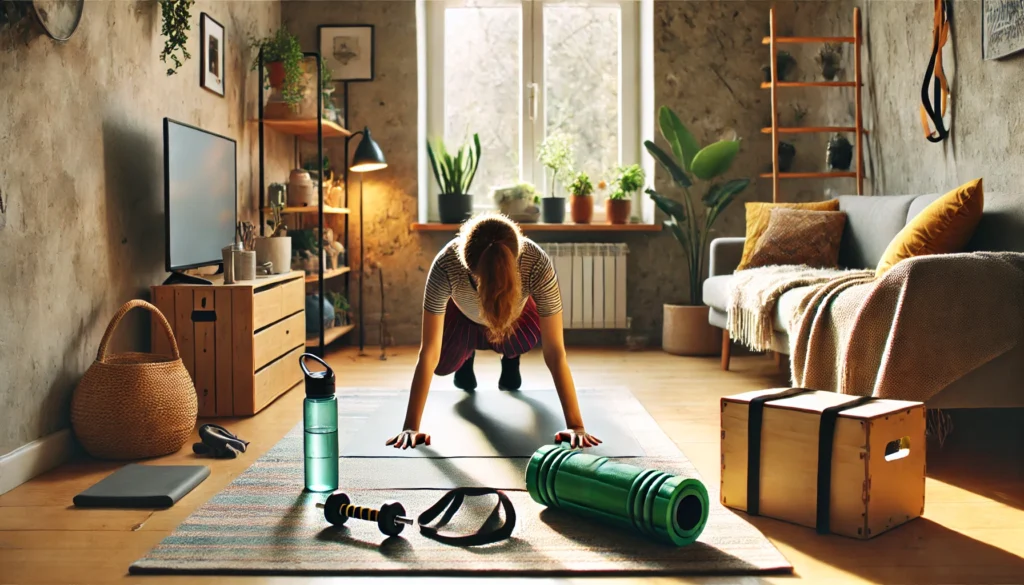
xmin=540 ymin=243 xmax=629 ymax=329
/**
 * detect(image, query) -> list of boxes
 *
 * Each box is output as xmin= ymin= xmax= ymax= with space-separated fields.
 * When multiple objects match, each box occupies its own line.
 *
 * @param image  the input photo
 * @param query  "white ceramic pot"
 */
xmin=662 ymin=304 xmax=721 ymax=356
xmin=255 ymin=236 xmax=293 ymax=275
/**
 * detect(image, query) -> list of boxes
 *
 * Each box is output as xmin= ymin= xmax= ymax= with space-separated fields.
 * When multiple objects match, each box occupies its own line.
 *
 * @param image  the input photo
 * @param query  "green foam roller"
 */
xmin=526 ymin=445 xmax=709 ymax=546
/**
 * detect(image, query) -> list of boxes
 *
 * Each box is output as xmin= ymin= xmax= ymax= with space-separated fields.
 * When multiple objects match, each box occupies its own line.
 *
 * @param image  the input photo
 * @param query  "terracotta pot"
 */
xmin=662 ymin=304 xmax=721 ymax=356
xmin=267 ymin=61 xmax=286 ymax=88
xmin=570 ymin=195 xmax=593 ymax=224
xmin=605 ymin=198 xmax=631 ymax=224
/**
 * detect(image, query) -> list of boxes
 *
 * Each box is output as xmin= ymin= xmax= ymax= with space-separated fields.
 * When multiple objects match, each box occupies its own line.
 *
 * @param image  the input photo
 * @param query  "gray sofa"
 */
xmin=704 ymin=193 xmax=1024 ymax=409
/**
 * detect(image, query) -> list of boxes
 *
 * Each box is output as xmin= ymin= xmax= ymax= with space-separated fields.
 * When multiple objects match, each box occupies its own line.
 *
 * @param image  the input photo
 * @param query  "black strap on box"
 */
xmin=746 ymin=388 xmax=876 ymax=534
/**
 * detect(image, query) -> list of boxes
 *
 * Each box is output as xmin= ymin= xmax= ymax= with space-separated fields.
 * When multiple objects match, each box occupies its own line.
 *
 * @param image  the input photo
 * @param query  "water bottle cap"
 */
xmin=299 ymin=353 xmax=335 ymax=398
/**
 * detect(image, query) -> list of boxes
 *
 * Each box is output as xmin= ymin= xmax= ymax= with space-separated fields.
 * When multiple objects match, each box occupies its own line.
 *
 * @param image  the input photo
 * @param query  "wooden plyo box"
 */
xmin=721 ymin=389 xmax=926 ymax=539
xmin=150 ymin=271 xmax=306 ymax=417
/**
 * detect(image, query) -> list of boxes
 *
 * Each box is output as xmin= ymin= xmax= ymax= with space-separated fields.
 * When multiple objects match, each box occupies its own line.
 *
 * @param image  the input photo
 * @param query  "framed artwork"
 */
xmin=982 ymin=0 xmax=1024 ymax=60
xmin=200 ymin=13 xmax=225 ymax=96
xmin=318 ymin=25 xmax=375 ymax=82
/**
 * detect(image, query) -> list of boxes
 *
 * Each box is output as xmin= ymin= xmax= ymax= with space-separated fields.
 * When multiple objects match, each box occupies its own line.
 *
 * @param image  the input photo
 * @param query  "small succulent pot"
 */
xmin=570 ymin=195 xmax=593 ymax=224
xmin=826 ymin=134 xmax=854 ymax=171
xmin=542 ymin=197 xmax=566 ymax=224
xmin=778 ymin=142 xmax=796 ymax=173
xmin=605 ymin=198 xmax=631 ymax=225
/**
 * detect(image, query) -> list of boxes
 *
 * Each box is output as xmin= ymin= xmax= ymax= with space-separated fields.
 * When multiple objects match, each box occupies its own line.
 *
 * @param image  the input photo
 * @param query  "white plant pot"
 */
xmin=662 ymin=304 xmax=721 ymax=356
xmin=255 ymin=236 xmax=292 ymax=275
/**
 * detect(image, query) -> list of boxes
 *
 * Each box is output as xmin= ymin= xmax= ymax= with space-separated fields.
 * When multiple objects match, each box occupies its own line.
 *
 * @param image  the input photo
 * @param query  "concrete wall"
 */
xmin=860 ymin=0 xmax=1024 ymax=236
xmin=0 ymin=1 xmax=288 ymax=456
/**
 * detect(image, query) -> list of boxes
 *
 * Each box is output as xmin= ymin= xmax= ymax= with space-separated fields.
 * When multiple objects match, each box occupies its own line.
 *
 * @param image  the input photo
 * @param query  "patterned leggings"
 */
xmin=434 ymin=298 xmax=541 ymax=376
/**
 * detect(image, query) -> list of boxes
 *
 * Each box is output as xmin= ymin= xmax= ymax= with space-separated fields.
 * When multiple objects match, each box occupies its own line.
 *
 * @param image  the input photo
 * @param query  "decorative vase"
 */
xmin=662 ymin=304 xmax=721 ymax=356
xmin=305 ymin=294 xmax=335 ymax=334
xmin=287 ymin=169 xmax=316 ymax=207
xmin=438 ymin=193 xmax=473 ymax=224
xmin=606 ymin=198 xmax=631 ymax=225
xmin=254 ymin=236 xmax=292 ymax=275
xmin=778 ymin=142 xmax=796 ymax=173
xmin=826 ymin=134 xmax=854 ymax=171
xmin=570 ymin=195 xmax=593 ymax=224
xmin=541 ymin=197 xmax=566 ymax=224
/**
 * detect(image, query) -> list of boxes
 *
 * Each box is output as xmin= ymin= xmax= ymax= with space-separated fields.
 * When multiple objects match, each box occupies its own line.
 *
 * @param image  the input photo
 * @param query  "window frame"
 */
xmin=420 ymin=0 xmax=646 ymax=223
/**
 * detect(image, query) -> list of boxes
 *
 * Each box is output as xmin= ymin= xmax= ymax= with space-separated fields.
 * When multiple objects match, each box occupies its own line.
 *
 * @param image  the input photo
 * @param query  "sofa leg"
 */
xmin=773 ymin=351 xmax=785 ymax=371
xmin=721 ymin=330 xmax=732 ymax=371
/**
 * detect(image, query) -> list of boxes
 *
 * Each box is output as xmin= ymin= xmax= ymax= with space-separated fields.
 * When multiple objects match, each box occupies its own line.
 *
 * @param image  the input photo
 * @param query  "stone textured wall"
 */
xmin=859 ymin=0 xmax=1024 ymax=224
xmin=0 ymin=1 xmax=288 ymax=456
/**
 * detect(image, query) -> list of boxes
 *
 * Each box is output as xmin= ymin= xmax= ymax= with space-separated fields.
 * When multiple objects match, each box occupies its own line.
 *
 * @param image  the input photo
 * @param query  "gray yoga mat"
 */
xmin=339 ymin=389 xmax=645 ymax=458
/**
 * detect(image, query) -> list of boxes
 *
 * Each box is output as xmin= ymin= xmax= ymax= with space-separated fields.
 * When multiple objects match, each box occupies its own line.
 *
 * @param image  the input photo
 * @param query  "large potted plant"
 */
xmin=644 ymin=106 xmax=750 ymax=356
xmin=428 ymin=134 xmax=480 ymax=224
xmin=607 ymin=164 xmax=645 ymax=224
xmin=250 ymin=28 xmax=306 ymax=112
xmin=254 ymin=184 xmax=292 ymax=275
xmin=538 ymin=131 xmax=574 ymax=224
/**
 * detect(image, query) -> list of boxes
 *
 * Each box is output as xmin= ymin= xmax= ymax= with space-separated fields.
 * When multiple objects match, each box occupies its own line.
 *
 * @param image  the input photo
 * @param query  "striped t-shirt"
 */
xmin=424 ymin=238 xmax=562 ymax=324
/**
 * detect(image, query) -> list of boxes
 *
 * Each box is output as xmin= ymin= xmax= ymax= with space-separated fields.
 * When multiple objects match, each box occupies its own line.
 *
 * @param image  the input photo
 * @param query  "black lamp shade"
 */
xmin=350 ymin=127 xmax=387 ymax=173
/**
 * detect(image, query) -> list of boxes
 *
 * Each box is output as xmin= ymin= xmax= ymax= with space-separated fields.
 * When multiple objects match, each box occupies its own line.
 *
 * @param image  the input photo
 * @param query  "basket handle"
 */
xmin=96 ymin=300 xmax=181 ymax=363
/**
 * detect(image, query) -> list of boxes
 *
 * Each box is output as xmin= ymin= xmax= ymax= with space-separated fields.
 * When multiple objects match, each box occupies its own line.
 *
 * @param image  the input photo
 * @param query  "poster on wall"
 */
xmin=318 ymin=25 xmax=375 ymax=81
xmin=983 ymin=0 xmax=1024 ymax=60
xmin=200 ymin=13 xmax=225 ymax=96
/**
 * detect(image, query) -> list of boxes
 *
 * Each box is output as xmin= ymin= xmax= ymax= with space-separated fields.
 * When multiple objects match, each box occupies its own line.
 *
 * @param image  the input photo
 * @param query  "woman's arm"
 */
xmin=540 ymin=311 xmax=602 ymax=448
xmin=385 ymin=310 xmax=444 ymax=449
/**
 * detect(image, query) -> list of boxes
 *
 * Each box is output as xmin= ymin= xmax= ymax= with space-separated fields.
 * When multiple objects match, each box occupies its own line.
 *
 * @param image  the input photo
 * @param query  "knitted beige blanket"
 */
xmin=787 ymin=252 xmax=1024 ymax=403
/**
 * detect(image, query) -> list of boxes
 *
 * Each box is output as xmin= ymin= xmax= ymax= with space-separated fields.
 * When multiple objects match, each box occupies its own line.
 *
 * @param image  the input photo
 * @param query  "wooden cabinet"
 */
xmin=151 ymin=271 xmax=306 ymax=417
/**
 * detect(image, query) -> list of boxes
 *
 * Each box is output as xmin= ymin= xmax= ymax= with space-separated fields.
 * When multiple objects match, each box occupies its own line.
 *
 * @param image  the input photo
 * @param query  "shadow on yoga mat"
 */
xmin=340 ymin=389 xmax=645 ymax=458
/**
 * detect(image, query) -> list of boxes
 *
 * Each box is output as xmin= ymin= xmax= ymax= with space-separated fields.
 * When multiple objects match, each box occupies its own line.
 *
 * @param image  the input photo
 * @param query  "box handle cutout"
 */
xmin=884 ymin=436 xmax=911 ymax=462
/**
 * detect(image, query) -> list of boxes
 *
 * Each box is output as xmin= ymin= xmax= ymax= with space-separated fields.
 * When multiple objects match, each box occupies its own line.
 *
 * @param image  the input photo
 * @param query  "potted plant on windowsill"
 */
xmin=250 ymin=28 xmax=305 ymax=112
xmin=607 ymin=164 xmax=645 ymax=224
xmin=254 ymin=184 xmax=292 ymax=275
xmin=428 ymin=134 xmax=480 ymax=224
xmin=645 ymin=106 xmax=749 ymax=356
xmin=568 ymin=171 xmax=594 ymax=224
xmin=538 ymin=131 xmax=574 ymax=224
xmin=493 ymin=183 xmax=540 ymax=223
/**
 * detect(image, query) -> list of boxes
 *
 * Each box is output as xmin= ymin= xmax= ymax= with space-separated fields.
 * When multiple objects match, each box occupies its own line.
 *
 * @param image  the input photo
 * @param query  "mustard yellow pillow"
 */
xmin=736 ymin=199 xmax=841 ymax=270
xmin=875 ymin=178 xmax=984 ymax=276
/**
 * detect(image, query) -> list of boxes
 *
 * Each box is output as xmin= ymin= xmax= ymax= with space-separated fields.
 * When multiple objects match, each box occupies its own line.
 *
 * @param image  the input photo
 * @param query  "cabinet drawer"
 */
xmin=253 ymin=277 xmax=305 ymax=330
xmin=253 ymin=312 xmax=305 ymax=370
xmin=254 ymin=345 xmax=304 ymax=412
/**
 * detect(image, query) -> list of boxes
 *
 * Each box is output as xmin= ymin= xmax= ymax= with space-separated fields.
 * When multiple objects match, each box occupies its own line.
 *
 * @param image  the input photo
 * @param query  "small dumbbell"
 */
xmin=316 ymin=491 xmax=414 ymax=537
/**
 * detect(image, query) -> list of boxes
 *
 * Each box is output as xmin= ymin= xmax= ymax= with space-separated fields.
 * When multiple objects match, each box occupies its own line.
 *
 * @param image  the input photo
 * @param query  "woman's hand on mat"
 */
xmin=386 ymin=430 xmax=431 ymax=449
xmin=554 ymin=428 xmax=602 ymax=449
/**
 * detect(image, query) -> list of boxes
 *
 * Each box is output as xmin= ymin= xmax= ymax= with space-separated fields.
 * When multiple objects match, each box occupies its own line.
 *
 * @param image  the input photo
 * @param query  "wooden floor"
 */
xmin=1 ymin=347 xmax=1022 ymax=585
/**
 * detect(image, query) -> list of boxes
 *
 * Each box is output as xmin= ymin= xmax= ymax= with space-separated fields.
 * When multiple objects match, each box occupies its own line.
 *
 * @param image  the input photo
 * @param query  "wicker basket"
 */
xmin=71 ymin=300 xmax=198 ymax=460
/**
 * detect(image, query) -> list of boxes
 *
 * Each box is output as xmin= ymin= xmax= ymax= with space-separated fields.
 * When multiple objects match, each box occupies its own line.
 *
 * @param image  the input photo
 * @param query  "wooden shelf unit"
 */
xmin=305 ymin=266 xmax=350 ymax=284
xmin=307 ymin=323 xmax=354 ymax=347
xmin=765 ymin=7 xmax=865 ymax=201
xmin=262 ymin=205 xmax=350 ymax=215
xmin=261 ymin=118 xmax=351 ymax=139
xmin=411 ymin=222 xmax=662 ymax=232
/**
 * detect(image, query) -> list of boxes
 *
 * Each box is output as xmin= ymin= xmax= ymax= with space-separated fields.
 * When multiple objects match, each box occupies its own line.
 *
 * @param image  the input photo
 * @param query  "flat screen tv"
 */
xmin=163 ymin=118 xmax=237 ymax=284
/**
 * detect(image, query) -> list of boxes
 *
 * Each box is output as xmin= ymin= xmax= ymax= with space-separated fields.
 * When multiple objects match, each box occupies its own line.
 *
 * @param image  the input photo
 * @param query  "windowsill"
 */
xmin=411 ymin=222 xmax=662 ymax=232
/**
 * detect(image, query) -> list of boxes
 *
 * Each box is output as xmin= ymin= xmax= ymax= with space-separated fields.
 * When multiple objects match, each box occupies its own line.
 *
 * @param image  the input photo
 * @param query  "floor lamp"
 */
xmin=348 ymin=127 xmax=387 ymax=353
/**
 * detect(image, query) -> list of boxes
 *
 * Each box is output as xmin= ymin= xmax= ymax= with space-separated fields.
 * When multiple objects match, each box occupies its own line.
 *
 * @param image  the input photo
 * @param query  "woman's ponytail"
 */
xmin=476 ymin=242 xmax=522 ymax=342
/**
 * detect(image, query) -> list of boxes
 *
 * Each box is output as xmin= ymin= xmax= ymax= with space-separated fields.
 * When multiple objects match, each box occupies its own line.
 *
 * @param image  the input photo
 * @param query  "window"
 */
xmin=423 ymin=0 xmax=641 ymax=221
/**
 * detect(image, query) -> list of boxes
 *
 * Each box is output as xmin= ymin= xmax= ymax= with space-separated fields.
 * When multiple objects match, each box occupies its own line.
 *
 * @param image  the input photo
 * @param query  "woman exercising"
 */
xmin=386 ymin=213 xmax=601 ymax=450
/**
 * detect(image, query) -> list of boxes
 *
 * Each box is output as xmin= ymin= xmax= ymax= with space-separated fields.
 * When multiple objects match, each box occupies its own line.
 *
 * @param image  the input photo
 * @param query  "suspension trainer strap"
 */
xmin=920 ymin=0 xmax=951 ymax=143
xmin=746 ymin=388 xmax=816 ymax=516
xmin=418 ymin=487 xmax=516 ymax=547
xmin=815 ymin=396 xmax=877 ymax=534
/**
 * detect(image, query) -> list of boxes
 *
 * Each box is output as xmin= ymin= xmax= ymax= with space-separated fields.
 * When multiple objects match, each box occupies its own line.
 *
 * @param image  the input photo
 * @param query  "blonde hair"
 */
xmin=456 ymin=213 xmax=524 ymax=342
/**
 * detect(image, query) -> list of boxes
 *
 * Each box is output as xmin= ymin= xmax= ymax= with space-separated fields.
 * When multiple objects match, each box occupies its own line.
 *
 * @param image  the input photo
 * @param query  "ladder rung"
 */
xmin=761 ymin=127 xmax=867 ymax=134
xmin=762 ymin=36 xmax=856 ymax=44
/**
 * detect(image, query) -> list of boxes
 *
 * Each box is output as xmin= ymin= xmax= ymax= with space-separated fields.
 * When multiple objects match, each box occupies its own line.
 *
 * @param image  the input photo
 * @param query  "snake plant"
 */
xmin=427 ymin=134 xmax=481 ymax=195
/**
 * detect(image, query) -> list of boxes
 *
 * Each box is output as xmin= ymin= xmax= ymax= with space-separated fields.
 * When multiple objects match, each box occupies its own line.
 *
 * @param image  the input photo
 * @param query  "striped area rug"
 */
xmin=131 ymin=389 xmax=791 ymax=576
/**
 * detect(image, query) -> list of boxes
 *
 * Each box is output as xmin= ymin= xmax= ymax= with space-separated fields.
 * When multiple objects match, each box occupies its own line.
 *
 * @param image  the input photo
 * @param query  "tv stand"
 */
xmin=163 ymin=271 xmax=214 ymax=286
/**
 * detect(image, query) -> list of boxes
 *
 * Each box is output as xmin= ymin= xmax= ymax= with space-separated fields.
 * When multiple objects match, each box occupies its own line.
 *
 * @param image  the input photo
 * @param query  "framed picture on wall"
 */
xmin=200 ymin=13 xmax=225 ymax=96
xmin=318 ymin=25 xmax=375 ymax=82
xmin=982 ymin=0 xmax=1024 ymax=60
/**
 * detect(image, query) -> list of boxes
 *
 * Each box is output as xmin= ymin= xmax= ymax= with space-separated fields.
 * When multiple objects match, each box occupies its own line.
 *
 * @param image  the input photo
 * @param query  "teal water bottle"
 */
xmin=300 ymin=354 xmax=338 ymax=492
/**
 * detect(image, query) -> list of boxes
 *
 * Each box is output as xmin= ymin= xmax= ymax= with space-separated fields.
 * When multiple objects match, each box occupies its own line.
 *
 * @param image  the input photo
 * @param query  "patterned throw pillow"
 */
xmin=743 ymin=208 xmax=848 ymax=269
xmin=736 ymin=199 xmax=841 ymax=270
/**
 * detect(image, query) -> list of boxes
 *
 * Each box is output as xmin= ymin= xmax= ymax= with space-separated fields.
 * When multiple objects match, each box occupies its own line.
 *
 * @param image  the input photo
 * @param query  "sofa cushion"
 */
xmin=703 ymin=274 xmax=814 ymax=334
xmin=834 ymin=194 xmax=919 ymax=269
xmin=876 ymin=178 xmax=984 ymax=276
xmin=736 ymin=200 xmax=841 ymax=270
xmin=744 ymin=208 xmax=847 ymax=269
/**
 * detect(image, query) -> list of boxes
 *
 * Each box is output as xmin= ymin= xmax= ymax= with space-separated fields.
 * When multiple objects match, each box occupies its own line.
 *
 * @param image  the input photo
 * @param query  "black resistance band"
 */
xmin=418 ymin=487 xmax=516 ymax=547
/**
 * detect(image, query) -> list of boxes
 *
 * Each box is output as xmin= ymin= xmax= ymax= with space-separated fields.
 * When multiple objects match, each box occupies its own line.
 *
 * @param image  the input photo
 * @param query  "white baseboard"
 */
xmin=0 ymin=429 xmax=74 ymax=496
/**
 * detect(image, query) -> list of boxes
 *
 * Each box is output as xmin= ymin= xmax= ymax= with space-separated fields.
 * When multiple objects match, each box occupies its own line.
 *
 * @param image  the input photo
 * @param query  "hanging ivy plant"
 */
xmin=249 ymin=28 xmax=305 ymax=109
xmin=160 ymin=0 xmax=194 ymax=76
